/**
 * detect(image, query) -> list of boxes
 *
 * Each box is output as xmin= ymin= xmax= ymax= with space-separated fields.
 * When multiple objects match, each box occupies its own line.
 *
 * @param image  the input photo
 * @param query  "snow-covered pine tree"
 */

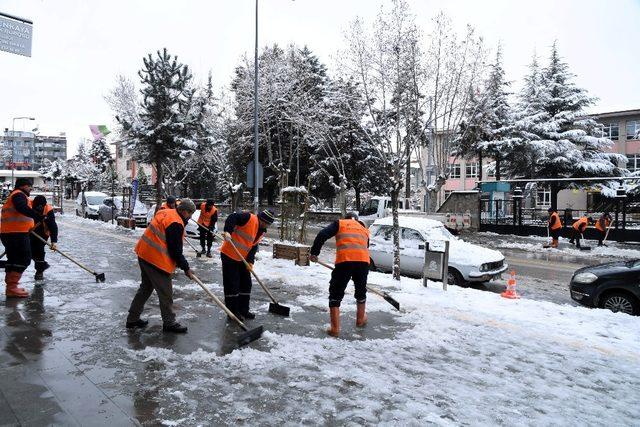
xmin=89 ymin=138 xmax=112 ymax=173
xmin=458 ymin=46 xmax=517 ymax=180
xmin=117 ymin=48 xmax=198 ymax=210
xmin=521 ymin=43 xmax=626 ymax=208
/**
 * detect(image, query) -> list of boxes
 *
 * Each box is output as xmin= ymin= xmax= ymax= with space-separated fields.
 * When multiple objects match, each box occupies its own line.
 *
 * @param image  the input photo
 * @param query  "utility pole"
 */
xmin=253 ymin=0 xmax=260 ymax=213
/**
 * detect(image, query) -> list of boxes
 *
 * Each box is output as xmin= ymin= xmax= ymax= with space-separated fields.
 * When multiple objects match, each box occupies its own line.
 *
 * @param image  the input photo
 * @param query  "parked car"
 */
xmin=570 ymin=260 xmax=640 ymax=315
xmin=99 ymin=196 xmax=148 ymax=227
xmin=368 ymin=217 xmax=507 ymax=286
xmin=146 ymin=204 xmax=201 ymax=236
xmin=75 ymin=191 xmax=108 ymax=219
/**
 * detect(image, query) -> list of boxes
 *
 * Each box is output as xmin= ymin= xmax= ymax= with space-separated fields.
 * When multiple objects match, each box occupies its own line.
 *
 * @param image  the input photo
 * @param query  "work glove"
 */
xmin=309 ymin=254 xmax=318 ymax=263
xmin=50 ymin=243 xmax=58 ymax=251
xmin=224 ymin=232 xmax=232 ymax=242
xmin=185 ymin=269 xmax=195 ymax=280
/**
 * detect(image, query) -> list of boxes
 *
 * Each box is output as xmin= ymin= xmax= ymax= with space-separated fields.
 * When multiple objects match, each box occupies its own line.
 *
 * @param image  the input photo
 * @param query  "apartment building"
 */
xmin=1 ymin=130 xmax=67 ymax=171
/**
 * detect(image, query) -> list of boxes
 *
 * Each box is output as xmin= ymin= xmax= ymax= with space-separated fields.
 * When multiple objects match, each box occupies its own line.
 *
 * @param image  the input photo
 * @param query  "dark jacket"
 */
xmin=165 ymin=220 xmax=190 ymax=272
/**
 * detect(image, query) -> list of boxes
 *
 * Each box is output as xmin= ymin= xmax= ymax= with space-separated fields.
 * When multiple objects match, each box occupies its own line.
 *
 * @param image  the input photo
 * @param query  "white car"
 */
xmin=368 ymin=217 xmax=508 ymax=286
xmin=75 ymin=191 xmax=108 ymax=219
xmin=99 ymin=196 xmax=149 ymax=227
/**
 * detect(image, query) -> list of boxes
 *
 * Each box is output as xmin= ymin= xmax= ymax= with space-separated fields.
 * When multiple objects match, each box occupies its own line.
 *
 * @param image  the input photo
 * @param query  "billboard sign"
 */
xmin=0 ymin=12 xmax=33 ymax=57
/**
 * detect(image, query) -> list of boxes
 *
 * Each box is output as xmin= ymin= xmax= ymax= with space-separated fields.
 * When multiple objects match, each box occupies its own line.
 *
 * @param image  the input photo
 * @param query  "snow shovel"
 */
xmin=314 ymin=260 xmax=401 ymax=311
xmin=602 ymin=219 xmax=613 ymax=246
xmin=183 ymin=235 xmax=201 ymax=255
xmin=189 ymin=219 xmax=217 ymax=257
xmin=578 ymin=233 xmax=592 ymax=251
xmin=29 ymin=231 xmax=106 ymax=282
xmin=542 ymin=227 xmax=552 ymax=249
xmin=191 ymin=273 xmax=263 ymax=346
xmin=224 ymin=235 xmax=291 ymax=317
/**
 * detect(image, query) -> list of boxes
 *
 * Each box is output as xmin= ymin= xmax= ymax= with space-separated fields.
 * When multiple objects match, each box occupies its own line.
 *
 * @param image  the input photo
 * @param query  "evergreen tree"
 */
xmin=117 ymin=48 xmax=198 ymax=209
xmin=521 ymin=43 xmax=625 ymax=207
xmin=137 ymin=167 xmax=148 ymax=185
xmin=89 ymin=138 xmax=112 ymax=172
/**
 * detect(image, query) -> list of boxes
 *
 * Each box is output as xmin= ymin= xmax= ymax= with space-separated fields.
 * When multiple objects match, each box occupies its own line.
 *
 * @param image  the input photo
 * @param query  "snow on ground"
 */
xmin=474 ymin=231 xmax=640 ymax=259
xmin=121 ymin=252 xmax=640 ymax=425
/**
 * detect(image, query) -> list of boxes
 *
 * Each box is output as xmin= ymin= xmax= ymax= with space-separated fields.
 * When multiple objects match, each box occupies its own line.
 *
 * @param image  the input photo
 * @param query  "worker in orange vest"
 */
xmin=197 ymin=199 xmax=218 ymax=258
xmin=126 ymin=198 xmax=196 ymax=333
xmin=0 ymin=178 xmax=43 ymax=298
xmin=309 ymin=212 xmax=370 ymax=337
xmin=547 ymin=207 xmax=562 ymax=248
xmin=569 ymin=215 xmax=592 ymax=248
xmin=595 ymin=212 xmax=612 ymax=246
xmin=30 ymin=195 xmax=59 ymax=281
xmin=158 ymin=195 xmax=177 ymax=212
xmin=221 ymin=209 xmax=275 ymax=320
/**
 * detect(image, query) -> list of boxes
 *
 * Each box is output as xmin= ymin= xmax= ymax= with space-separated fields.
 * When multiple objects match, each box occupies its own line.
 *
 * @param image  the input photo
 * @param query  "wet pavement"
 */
xmin=0 ymin=215 xmax=409 ymax=425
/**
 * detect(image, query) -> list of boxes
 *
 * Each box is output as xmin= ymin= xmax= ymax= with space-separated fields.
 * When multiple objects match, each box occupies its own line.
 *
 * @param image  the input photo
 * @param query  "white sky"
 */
xmin=2 ymin=0 xmax=639 ymax=157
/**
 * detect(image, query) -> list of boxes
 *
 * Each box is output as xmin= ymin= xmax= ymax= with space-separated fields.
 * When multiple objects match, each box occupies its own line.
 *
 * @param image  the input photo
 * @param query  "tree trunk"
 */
xmin=478 ymin=149 xmax=483 ymax=183
xmin=154 ymin=160 xmax=163 ymax=214
xmin=355 ymin=186 xmax=361 ymax=212
xmin=391 ymin=189 xmax=401 ymax=281
xmin=338 ymin=182 xmax=347 ymax=217
xmin=551 ymin=181 xmax=559 ymax=211
xmin=405 ymin=144 xmax=411 ymax=201
xmin=495 ymin=155 xmax=501 ymax=182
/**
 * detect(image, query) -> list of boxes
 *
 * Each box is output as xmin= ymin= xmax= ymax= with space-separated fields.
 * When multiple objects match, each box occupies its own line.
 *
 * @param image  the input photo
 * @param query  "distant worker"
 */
xmin=221 ymin=209 xmax=275 ymax=320
xmin=309 ymin=212 xmax=370 ymax=337
xmin=569 ymin=215 xmax=592 ymax=248
xmin=126 ymin=198 xmax=196 ymax=333
xmin=197 ymin=199 xmax=218 ymax=258
xmin=158 ymin=195 xmax=177 ymax=211
xmin=547 ymin=207 xmax=562 ymax=248
xmin=0 ymin=178 xmax=42 ymax=298
xmin=31 ymin=195 xmax=58 ymax=280
xmin=595 ymin=212 xmax=612 ymax=246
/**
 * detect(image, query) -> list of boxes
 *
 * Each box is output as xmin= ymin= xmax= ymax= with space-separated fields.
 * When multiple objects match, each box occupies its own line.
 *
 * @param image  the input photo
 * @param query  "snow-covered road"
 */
xmin=0 ymin=214 xmax=638 ymax=425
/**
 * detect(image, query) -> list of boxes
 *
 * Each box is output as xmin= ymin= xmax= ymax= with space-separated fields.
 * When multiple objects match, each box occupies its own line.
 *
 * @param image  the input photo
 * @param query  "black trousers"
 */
xmin=30 ymin=234 xmax=49 ymax=273
xmin=221 ymin=253 xmax=252 ymax=315
xmin=1 ymin=233 xmax=31 ymax=273
xmin=329 ymin=261 xmax=369 ymax=308
xmin=597 ymin=230 xmax=606 ymax=246
xmin=127 ymin=258 xmax=176 ymax=325
xmin=550 ymin=229 xmax=561 ymax=240
xmin=570 ymin=229 xmax=583 ymax=247
xmin=199 ymin=226 xmax=214 ymax=251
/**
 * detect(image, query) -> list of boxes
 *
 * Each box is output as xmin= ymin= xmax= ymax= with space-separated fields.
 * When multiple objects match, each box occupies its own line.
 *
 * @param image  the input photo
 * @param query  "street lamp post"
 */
xmin=10 ymin=116 xmax=35 ymax=187
xmin=253 ymin=0 xmax=259 ymax=213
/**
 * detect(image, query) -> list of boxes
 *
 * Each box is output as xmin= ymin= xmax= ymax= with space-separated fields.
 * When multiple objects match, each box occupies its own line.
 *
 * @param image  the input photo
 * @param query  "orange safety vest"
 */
xmin=220 ymin=213 xmax=262 ymax=261
xmin=335 ymin=219 xmax=370 ymax=264
xmin=572 ymin=216 xmax=589 ymax=233
xmin=595 ymin=217 xmax=611 ymax=232
xmin=158 ymin=203 xmax=168 ymax=210
xmin=135 ymin=208 xmax=185 ymax=273
xmin=1 ymin=190 xmax=34 ymax=233
xmin=548 ymin=212 xmax=562 ymax=231
xmin=197 ymin=202 xmax=217 ymax=227
xmin=37 ymin=204 xmax=54 ymax=238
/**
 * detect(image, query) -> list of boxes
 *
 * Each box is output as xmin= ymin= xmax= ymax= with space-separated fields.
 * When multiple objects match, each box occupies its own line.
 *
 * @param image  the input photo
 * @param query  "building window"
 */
xmin=627 ymin=154 xmax=640 ymax=172
xmin=449 ymin=163 xmax=461 ymax=179
xmin=537 ymin=187 xmax=551 ymax=207
xmin=600 ymin=123 xmax=619 ymax=140
xmin=444 ymin=190 xmax=453 ymax=200
xmin=627 ymin=121 xmax=640 ymax=140
xmin=465 ymin=162 xmax=479 ymax=178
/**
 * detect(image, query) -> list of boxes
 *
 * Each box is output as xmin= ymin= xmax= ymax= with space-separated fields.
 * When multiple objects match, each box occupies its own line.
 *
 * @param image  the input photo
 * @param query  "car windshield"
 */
xmin=426 ymin=225 xmax=456 ymax=241
xmin=86 ymin=196 xmax=105 ymax=205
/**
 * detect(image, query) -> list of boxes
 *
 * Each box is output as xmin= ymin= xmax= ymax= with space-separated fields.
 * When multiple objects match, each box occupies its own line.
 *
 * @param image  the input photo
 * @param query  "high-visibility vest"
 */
xmin=197 ymin=203 xmax=217 ymax=227
xmin=1 ymin=190 xmax=34 ymax=234
xmin=548 ymin=212 xmax=562 ymax=231
xmin=135 ymin=209 xmax=184 ymax=273
xmin=36 ymin=204 xmax=54 ymax=238
xmin=220 ymin=213 xmax=262 ymax=261
xmin=572 ymin=216 xmax=589 ymax=233
xmin=335 ymin=219 xmax=370 ymax=264
xmin=596 ymin=217 xmax=611 ymax=232
xmin=158 ymin=202 xmax=169 ymax=210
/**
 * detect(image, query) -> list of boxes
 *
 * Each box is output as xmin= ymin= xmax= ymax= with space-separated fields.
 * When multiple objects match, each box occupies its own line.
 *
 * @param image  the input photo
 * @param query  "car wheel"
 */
xmin=369 ymin=258 xmax=377 ymax=272
xmin=447 ymin=268 xmax=466 ymax=287
xmin=601 ymin=292 xmax=639 ymax=316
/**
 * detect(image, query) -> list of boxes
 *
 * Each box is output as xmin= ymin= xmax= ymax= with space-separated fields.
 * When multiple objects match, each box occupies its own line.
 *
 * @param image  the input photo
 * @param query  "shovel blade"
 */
xmin=579 ymin=247 xmax=592 ymax=251
xmin=383 ymin=295 xmax=401 ymax=311
xmin=269 ymin=302 xmax=290 ymax=317
xmin=95 ymin=273 xmax=106 ymax=283
xmin=237 ymin=325 xmax=264 ymax=346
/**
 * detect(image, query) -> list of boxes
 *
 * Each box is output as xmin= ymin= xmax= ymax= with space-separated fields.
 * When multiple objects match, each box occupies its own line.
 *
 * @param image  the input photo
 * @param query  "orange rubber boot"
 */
xmin=326 ymin=307 xmax=340 ymax=337
xmin=6 ymin=271 xmax=29 ymax=298
xmin=356 ymin=302 xmax=367 ymax=327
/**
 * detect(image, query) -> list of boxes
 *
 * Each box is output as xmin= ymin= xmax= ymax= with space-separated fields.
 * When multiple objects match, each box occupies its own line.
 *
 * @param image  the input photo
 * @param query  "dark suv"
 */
xmin=570 ymin=260 xmax=640 ymax=316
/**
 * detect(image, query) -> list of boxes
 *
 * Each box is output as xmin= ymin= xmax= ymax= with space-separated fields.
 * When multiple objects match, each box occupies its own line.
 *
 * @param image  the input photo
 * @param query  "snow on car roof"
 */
xmin=82 ymin=191 xmax=107 ymax=196
xmin=373 ymin=216 xmax=444 ymax=231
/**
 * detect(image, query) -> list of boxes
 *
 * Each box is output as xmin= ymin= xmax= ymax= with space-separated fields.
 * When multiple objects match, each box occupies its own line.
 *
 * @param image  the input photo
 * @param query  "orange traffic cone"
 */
xmin=501 ymin=271 xmax=520 ymax=299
